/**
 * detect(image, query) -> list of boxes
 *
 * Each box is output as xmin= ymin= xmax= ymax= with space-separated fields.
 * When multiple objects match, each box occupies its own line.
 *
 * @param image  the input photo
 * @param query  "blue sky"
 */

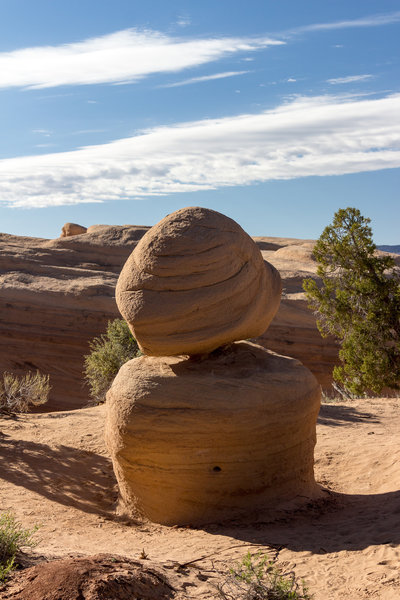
xmin=0 ymin=0 xmax=399 ymax=243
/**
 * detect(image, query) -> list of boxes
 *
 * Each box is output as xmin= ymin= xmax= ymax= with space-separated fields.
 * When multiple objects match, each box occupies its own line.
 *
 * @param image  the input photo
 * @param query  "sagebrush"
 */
xmin=84 ymin=319 xmax=141 ymax=403
xmin=0 ymin=512 xmax=38 ymax=583
xmin=0 ymin=371 xmax=50 ymax=414
xmin=216 ymin=551 xmax=312 ymax=599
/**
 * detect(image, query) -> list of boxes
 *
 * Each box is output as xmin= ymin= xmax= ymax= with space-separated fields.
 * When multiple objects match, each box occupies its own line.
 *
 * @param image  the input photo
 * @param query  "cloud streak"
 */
xmin=160 ymin=70 xmax=250 ymax=88
xmin=290 ymin=10 xmax=400 ymax=34
xmin=327 ymin=74 xmax=373 ymax=85
xmin=0 ymin=93 xmax=399 ymax=208
xmin=0 ymin=29 xmax=282 ymax=90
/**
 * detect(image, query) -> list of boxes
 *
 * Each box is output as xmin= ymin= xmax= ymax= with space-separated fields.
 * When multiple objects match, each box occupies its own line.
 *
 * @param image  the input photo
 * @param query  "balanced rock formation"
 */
xmin=61 ymin=222 xmax=87 ymax=237
xmin=106 ymin=207 xmax=321 ymax=525
xmin=105 ymin=342 xmax=321 ymax=525
xmin=116 ymin=207 xmax=282 ymax=356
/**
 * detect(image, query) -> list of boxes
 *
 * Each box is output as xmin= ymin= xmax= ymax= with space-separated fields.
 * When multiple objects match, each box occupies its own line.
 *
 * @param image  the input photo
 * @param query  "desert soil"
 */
xmin=1 ymin=398 xmax=399 ymax=599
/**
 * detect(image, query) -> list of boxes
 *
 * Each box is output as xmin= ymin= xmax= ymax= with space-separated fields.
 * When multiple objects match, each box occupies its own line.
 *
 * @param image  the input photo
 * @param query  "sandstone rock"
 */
xmin=116 ymin=207 xmax=282 ymax=356
xmin=105 ymin=341 xmax=321 ymax=525
xmin=60 ymin=222 xmax=87 ymax=237
xmin=2 ymin=554 xmax=174 ymax=600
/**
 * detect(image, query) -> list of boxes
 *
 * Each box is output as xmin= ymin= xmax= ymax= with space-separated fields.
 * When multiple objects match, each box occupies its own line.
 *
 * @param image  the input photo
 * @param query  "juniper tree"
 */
xmin=303 ymin=207 xmax=400 ymax=396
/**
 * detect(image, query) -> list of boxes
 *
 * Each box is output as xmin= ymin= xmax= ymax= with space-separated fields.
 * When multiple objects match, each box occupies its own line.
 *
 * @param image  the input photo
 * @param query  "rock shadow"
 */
xmin=318 ymin=403 xmax=380 ymax=426
xmin=201 ymin=488 xmax=400 ymax=554
xmin=0 ymin=436 xmax=117 ymax=516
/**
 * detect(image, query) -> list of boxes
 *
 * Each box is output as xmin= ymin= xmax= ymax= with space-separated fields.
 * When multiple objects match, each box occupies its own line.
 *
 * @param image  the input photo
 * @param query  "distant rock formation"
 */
xmin=60 ymin=222 xmax=87 ymax=237
xmin=378 ymin=245 xmax=400 ymax=255
xmin=106 ymin=207 xmax=321 ymax=525
xmin=116 ymin=207 xmax=281 ymax=356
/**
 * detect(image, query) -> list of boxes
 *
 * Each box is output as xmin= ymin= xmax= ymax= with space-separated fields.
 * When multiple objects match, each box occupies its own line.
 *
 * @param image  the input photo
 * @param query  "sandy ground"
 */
xmin=1 ymin=398 xmax=399 ymax=599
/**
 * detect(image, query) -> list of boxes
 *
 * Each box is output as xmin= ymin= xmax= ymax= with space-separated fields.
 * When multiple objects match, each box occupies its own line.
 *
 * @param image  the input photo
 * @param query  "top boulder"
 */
xmin=116 ymin=207 xmax=281 ymax=356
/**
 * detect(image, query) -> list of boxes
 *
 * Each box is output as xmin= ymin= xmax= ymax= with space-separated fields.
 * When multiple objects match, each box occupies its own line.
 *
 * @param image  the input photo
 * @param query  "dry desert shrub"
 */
xmin=84 ymin=318 xmax=141 ymax=404
xmin=0 ymin=371 xmax=50 ymax=414
xmin=216 ymin=552 xmax=312 ymax=600
xmin=0 ymin=512 xmax=38 ymax=583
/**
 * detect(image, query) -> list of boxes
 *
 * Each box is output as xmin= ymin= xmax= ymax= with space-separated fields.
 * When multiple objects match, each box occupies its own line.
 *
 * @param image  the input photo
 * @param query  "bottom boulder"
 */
xmin=105 ymin=341 xmax=321 ymax=525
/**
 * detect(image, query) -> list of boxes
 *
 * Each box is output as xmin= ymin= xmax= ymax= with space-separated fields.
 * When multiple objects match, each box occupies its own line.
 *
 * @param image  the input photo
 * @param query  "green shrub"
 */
xmin=84 ymin=319 xmax=141 ymax=403
xmin=216 ymin=551 xmax=312 ymax=599
xmin=0 ymin=512 xmax=38 ymax=583
xmin=0 ymin=371 xmax=50 ymax=414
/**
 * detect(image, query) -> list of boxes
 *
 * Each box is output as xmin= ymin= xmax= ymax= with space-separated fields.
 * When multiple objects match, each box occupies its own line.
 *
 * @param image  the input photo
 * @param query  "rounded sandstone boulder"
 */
xmin=61 ymin=222 xmax=87 ymax=237
xmin=116 ymin=207 xmax=281 ymax=356
xmin=105 ymin=341 xmax=321 ymax=526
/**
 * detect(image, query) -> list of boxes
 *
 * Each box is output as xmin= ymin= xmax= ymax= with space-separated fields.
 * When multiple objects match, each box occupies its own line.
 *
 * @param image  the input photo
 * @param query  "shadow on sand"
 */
xmin=0 ymin=435 xmax=117 ymax=517
xmin=317 ymin=403 xmax=380 ymax=426
xmin=201 ymin=487 xmax=400 ymax=555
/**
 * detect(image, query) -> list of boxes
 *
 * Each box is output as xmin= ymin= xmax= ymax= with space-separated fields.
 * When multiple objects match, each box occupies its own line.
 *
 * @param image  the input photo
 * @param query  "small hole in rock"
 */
xmin=213 ymin=466 xmax=221 ymax=472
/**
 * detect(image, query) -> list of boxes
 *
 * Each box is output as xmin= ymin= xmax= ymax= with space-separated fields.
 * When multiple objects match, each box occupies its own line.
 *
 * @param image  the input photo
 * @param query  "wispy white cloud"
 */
xmin=176 ymin=15 xmax=191 ymax=27
xmin=70 ymin=129 xmax=107 ymax=135
xmin=290 ymin=10 xmax=400 ymax=34
xmin=327 ymin=74 xmax=373 ymax=85
xmin=160 ymin=70 xmax=250 ymax=88
xmin=0 ymin=29 xmax=283 ymax=90
xmin=32 ymin=129 xmax=52 ymax=135
xmin=1 ymin=93 xmax=399 ymax=208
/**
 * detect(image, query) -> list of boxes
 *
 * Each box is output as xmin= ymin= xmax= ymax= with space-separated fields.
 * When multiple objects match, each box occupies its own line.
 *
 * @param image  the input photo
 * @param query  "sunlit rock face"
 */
xmin=116 ymin=206 xmax=282 ymax=356
xmin=105 ymin=342 xmax=321 ymax=525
